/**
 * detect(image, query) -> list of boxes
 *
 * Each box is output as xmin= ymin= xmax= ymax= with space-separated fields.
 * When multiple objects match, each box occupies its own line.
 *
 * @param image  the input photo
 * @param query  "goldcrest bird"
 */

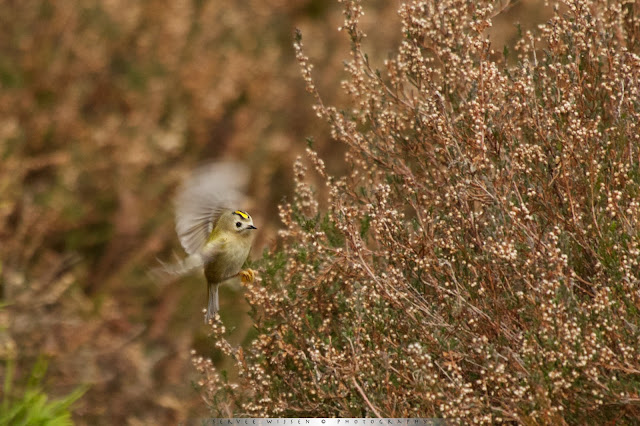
xmin=156 ymin=163 xmax=257 ymax=323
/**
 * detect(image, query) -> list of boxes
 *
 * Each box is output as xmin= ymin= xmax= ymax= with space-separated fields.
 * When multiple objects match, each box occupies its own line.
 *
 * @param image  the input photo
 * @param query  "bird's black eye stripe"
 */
xmin=236 ymin=222 xmax=242 ymax=228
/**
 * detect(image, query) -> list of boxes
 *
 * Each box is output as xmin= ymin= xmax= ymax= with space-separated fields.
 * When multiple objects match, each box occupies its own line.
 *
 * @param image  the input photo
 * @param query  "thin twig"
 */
xmin=351 ymin=377 xmax=383 ymax=418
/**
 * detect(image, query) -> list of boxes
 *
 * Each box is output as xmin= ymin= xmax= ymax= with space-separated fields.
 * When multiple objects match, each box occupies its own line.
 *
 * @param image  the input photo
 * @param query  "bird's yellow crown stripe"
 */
xmin=233 ymin=210 xmax=249 ymax=219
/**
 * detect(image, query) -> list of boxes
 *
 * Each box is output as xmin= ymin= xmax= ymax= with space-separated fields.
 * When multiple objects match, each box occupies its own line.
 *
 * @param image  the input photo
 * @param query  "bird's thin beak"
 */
xmin=248 ymin=225 xmax=257 ymax=230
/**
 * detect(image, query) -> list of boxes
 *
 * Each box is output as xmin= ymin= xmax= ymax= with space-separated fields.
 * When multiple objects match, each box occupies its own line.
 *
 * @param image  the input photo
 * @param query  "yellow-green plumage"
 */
xmin=202 ymin=210 xmax=256 ymax=321
xmin=204 ymin=235 xmax=252 ymax=284
xmin=155 ymin=163 xmax=257 ymax=323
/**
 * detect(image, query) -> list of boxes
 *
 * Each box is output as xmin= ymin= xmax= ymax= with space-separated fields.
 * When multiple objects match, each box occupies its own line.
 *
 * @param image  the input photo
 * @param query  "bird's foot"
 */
xmin=238 ymin=269 xmax=255 ymax=284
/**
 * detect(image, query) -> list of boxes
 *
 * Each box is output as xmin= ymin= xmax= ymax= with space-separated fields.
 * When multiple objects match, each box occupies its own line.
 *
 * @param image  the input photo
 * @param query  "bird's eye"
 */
xmin=236 ymin=222 xmax=242 ymax=228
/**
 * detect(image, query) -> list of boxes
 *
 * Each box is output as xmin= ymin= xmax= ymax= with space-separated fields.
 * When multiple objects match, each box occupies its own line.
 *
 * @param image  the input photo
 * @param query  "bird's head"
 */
xmin=219 ymin=209 xmax=257 ymax=236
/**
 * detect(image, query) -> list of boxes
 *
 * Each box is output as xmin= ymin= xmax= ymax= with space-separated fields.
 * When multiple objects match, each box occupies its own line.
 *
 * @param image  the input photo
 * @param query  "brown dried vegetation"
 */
xmin=194 ymin=0 xmax=640 ymax=423
xmin=0 ymin=0 xmax=368 ymax=424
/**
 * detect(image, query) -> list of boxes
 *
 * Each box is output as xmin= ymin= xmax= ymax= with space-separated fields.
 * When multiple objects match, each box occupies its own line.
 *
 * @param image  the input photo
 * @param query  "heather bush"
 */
xmin=194 ymin=0 xmax=640 ymax=422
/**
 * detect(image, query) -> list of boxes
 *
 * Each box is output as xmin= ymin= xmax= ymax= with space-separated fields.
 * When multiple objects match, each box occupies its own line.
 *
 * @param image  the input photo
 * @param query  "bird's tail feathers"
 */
xmin=205 ymin=283 xmax=219 ymax=323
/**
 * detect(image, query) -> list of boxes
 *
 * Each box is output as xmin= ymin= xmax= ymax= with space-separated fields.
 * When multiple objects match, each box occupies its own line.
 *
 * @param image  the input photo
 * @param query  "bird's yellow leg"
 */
xmin=238 ymin=269 xmax=255 ymax=284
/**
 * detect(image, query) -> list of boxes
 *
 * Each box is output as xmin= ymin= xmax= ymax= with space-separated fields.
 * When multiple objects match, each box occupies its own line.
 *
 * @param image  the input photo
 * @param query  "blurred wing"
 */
xmin=174 ymin=162 xmax=248 ymax=255
xmin=152 ymin=252 xmax=206 ymax=279
xmin=152 ymin=239 xmax=224 ymax=279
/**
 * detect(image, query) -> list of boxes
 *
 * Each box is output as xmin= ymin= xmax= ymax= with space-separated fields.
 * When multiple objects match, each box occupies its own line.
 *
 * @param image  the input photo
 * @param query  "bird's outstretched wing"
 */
xmin=151 ymin=239 xmax=224 ymax=280
xmin=174 ymin=162 xmax=248 ymax=255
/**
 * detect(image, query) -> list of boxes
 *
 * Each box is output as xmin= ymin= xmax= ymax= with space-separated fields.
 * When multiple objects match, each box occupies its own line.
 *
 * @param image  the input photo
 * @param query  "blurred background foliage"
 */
xmin=0 ymin=0 xmax=550 ymax=423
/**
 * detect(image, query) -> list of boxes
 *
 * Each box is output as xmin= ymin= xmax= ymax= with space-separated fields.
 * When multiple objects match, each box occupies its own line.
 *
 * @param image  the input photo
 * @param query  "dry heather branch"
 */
xmin=195 ymin=0 xmax=640 ymax=423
